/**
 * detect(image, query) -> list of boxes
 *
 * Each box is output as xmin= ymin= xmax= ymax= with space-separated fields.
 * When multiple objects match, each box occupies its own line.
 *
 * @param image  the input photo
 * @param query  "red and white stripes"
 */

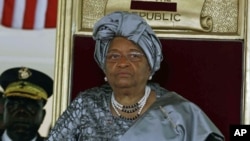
xmin=0 ymin=0 xmax=57 ymax=30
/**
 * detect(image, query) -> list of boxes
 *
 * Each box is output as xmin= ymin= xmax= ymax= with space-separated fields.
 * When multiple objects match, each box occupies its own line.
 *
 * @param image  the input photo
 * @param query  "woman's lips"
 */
xmin=116 ymin=71 xmax=131 ymax=77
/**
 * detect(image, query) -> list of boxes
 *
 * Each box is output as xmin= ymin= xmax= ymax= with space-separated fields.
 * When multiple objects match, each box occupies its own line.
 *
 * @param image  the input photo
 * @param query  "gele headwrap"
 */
xmin=92 ymin=11 xmax=163 ymax=76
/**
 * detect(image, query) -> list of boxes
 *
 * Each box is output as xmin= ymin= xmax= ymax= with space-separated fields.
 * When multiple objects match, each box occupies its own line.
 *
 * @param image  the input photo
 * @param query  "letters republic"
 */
xmin=131 ymin=11 xmax=181 ymax=22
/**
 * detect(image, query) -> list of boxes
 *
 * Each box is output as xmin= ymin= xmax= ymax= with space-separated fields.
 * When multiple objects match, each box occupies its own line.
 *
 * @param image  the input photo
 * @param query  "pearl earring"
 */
xmin=104 ymin=77 xmax=108 ymax=82
xmin=149 ymin=76 xmax=152 ymax=80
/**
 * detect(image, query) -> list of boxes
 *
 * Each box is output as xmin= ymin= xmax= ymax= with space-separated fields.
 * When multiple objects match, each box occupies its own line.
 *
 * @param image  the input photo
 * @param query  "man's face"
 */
xmin=3 ymin=96 xmax=45 ymax=140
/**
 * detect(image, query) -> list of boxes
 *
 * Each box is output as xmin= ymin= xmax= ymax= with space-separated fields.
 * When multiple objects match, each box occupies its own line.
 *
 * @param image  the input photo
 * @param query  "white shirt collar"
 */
xmin=1 ymin=130 xmax=37 ymax=141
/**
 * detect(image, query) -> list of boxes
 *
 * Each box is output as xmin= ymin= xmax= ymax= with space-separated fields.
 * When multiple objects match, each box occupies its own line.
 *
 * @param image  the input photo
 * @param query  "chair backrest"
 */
xmin=71 ymin=36 xmax=243 ymax=140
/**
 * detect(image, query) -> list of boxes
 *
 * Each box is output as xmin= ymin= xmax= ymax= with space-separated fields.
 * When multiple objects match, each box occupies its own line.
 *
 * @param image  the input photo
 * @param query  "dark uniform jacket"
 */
xmin=0 ymin=131 xmax=46 ymax=141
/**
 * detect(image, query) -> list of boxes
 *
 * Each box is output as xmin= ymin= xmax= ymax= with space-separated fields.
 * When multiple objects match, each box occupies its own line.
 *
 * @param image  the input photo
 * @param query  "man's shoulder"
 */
xmin=0 ymin=131 xmax=46 ymax=141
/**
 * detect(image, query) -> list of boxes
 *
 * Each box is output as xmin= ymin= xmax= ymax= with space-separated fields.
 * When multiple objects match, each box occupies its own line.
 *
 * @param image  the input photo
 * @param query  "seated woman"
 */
xmin=47 ymin=11 xmax=224 ymax=141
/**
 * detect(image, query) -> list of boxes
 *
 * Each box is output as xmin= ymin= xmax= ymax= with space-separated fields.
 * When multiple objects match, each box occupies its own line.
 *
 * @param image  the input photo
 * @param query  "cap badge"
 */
xmin=18 ymin=67 xmax=32 ymax=79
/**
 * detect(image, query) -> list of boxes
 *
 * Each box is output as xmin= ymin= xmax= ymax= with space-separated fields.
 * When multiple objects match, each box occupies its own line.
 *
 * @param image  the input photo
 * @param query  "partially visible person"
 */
xmin=47 ymin=11 xmax=224 ymax=141
xmin=0 ymin=91 xmax=5 ymax=135
xmin=0 ymin=67 xmax=53 ymax=141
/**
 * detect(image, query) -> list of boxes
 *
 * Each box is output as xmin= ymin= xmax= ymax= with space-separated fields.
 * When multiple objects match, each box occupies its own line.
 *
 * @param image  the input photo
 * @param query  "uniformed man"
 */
xmin=0 ymin=67 xmax=53 ymax=141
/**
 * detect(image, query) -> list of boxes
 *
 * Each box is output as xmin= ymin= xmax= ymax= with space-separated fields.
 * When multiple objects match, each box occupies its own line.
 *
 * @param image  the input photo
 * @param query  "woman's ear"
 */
xmin=148 ymin=66 xmax=152 ymax=80
xmin=103 ymin=70 xmax=108 ymax=81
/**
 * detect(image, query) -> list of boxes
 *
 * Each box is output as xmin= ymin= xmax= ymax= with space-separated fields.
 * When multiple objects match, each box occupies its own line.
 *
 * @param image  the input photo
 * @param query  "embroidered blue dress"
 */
xmin=47 ymin=83 xmax=224 ymax=141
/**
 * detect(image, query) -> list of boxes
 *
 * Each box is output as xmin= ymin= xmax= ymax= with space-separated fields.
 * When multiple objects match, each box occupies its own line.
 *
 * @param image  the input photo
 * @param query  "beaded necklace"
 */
xmin=111 ymin=86 xmax=151 ymax=120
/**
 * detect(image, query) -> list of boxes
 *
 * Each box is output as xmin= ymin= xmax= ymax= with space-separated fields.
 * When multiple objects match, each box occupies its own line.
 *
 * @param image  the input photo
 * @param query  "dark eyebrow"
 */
xmin=107 ymin=49 xmax=119 ymax=53
xmin=129 ymin=49 xmax=143 ymax=53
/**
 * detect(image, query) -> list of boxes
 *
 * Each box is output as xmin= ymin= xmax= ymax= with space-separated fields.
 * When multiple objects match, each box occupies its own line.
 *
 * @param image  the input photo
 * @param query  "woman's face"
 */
xmin=104 ymin=37 xmax=151 ymax=89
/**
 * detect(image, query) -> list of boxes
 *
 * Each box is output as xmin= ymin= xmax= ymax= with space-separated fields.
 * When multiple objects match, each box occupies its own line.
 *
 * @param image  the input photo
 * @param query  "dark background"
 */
xmin=71 ymin=35 xmax=243 ymax=141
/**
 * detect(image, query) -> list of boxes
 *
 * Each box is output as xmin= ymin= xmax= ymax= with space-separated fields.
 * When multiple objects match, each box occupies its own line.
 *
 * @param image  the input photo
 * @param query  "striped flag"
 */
xmin=0 ymin=0 xmax=57 ymax=30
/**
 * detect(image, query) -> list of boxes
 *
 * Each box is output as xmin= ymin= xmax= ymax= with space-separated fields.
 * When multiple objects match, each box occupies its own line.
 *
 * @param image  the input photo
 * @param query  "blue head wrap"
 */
xmin=92 ymin=11 xmax=163 ymax=76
